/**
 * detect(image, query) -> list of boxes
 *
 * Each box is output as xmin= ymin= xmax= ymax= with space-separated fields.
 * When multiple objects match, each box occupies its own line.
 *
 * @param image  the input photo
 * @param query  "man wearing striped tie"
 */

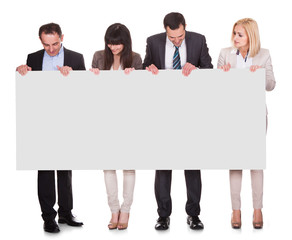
xmin=142 ymin=12 xmax=213 ymax=231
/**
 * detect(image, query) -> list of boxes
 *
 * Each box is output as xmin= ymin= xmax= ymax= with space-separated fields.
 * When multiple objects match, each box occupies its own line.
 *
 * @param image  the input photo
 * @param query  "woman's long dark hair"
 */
xmin=104 ymin=23 xmax=133 ymax=70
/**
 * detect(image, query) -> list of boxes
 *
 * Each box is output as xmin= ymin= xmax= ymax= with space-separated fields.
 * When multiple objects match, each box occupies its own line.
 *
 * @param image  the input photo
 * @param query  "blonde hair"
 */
xmin=231 ymin=18 xmax=261 ymax=57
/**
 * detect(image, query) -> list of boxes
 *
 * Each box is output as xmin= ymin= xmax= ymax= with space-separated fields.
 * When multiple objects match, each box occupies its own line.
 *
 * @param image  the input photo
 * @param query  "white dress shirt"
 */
xmin=236 ymin=49 xmax=253 ymax=69
xmin=165 ymin=36 xmax=187 ymax=69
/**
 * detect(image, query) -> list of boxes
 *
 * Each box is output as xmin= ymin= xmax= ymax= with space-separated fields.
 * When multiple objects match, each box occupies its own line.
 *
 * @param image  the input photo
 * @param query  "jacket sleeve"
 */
xmin=198 ymin=35 xmax=213 ymax=69
xmin=91 ymin=51 xmax=104 ymax=69
xmin=132 ymin=53 xmax=143 ymax=70
xmin=142 ymin=37 xmax=153 ymax=69
xmin=217 ymin=49 xmax=226 ymax=68
xmin=263 ymin=50 xmax=276 ymax=91
xmin=26 ymin=54 xmax=32 ymax=68
xmin=78 ymin=54 xmax=86 ymax=70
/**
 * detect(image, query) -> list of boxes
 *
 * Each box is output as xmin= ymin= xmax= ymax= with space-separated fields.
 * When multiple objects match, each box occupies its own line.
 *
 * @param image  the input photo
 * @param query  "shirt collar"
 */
xmin=166 ymin=36 xmax=173 ymax=47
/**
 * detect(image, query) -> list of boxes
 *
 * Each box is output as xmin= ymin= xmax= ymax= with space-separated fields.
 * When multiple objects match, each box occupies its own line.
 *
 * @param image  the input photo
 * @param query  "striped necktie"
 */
xmin=173 ymin=46 xmax=181 ymax=69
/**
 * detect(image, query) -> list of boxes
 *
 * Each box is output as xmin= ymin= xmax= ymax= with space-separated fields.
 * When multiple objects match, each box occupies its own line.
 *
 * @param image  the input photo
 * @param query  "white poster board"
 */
xmin=16 ymin=69 xmax=266 ymax=170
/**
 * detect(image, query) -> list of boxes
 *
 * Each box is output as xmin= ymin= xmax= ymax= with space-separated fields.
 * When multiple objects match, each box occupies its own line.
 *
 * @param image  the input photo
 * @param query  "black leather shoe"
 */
xmin=155 ymin=217 xmax=170 ymax=230
xmin=187 ymin=216 xmax=204 ymax=230
xmin=44 ymin=219 xmax=60 ymax=233
xmin=58 ymin=213 xmax=83 ymax=226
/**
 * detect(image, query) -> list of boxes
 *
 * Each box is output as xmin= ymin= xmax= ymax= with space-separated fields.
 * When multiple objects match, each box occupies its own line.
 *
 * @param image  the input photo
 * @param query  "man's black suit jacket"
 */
xmin=142 ymin=31 xmax=213 ymax=69
xmin=26 ymin=47 xmax=86 ymax=71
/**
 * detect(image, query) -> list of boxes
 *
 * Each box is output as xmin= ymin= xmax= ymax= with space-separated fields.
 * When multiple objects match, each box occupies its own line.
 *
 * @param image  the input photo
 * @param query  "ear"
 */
xmin=60 ymin=34 xmax=64 ymax=42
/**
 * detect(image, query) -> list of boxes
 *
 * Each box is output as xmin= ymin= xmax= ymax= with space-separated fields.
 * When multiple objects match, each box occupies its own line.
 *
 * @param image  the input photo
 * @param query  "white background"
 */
xmin=0 ymin=0 xmax=290 ymax=239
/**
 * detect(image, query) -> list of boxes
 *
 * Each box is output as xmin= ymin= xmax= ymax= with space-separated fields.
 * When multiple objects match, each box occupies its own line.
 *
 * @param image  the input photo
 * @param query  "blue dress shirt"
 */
xmin=42 ymin=45 xmax=64 ymax=71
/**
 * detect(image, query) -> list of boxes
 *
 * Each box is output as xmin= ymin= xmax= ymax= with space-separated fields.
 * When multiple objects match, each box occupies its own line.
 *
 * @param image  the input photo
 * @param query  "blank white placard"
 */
xmin=16 ymin=69 xmax=266 ymax=170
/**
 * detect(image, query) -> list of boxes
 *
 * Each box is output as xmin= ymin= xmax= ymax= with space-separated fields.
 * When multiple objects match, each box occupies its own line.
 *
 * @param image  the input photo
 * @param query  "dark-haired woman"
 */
xmin=90 ymin=23 xmax=142 ymax=230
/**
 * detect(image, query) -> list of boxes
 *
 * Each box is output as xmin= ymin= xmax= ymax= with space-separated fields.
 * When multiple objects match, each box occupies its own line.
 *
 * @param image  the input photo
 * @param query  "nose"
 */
xmin=174 ymin=38 xmax=181 ymax=46
xmin=49 ymin=46 xmax=54 ymax=53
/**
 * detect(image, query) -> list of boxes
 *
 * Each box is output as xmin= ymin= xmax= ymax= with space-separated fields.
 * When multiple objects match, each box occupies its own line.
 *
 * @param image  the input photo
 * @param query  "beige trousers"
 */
xmin=230 ymin=116 xmax=267 ymax=210
xmin=103 ymin=170 xmax=135 ymax=213
xmin=229 ymin=170 xmax=263 ymax=210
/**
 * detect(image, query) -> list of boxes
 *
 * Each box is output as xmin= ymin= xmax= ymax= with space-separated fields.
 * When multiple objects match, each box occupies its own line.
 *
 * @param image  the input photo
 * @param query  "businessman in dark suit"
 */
xmin=16 ymin=23 xmax=85 ymax=233
xmin=143 ymin=12 xmax=213 ymax=230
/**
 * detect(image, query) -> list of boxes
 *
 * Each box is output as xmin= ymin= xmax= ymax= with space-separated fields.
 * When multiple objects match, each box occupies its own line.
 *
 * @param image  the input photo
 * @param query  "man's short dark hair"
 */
xmin=163 ymin=12 xmax=186 ymax=30
xmin=39 ymin=23 xmax=62 ymax=38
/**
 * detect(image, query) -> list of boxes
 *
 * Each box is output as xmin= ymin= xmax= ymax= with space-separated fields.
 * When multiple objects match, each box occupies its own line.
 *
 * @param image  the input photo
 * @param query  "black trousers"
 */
xmin=155 ymin=170 xmax=202 ymax=217
xmin=38 ymin=170 xmax=73 ymax=221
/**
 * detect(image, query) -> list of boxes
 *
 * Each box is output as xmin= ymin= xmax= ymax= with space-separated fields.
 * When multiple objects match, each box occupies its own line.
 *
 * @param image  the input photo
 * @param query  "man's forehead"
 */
xmin=166 ymin=27 xmax=185 ymax=38
xmin=40 ymin=32 xmax=61 ymax=40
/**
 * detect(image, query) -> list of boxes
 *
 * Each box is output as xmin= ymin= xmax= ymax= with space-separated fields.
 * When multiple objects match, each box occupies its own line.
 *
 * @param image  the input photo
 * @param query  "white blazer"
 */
xmin=217 ymin=47 xmax=276 ymax=91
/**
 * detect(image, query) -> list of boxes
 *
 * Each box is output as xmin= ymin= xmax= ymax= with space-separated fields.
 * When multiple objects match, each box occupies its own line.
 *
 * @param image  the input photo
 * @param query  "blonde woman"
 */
xmin=217 ymin=18 xmax=275 ymax=229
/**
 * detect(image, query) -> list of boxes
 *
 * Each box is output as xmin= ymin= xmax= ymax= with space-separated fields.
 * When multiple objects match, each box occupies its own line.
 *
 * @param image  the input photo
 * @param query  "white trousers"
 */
xmin=229 ymin=170 xmax=263 ymax=210
xmin=103 ymin=170 xmax=135 ymax=213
